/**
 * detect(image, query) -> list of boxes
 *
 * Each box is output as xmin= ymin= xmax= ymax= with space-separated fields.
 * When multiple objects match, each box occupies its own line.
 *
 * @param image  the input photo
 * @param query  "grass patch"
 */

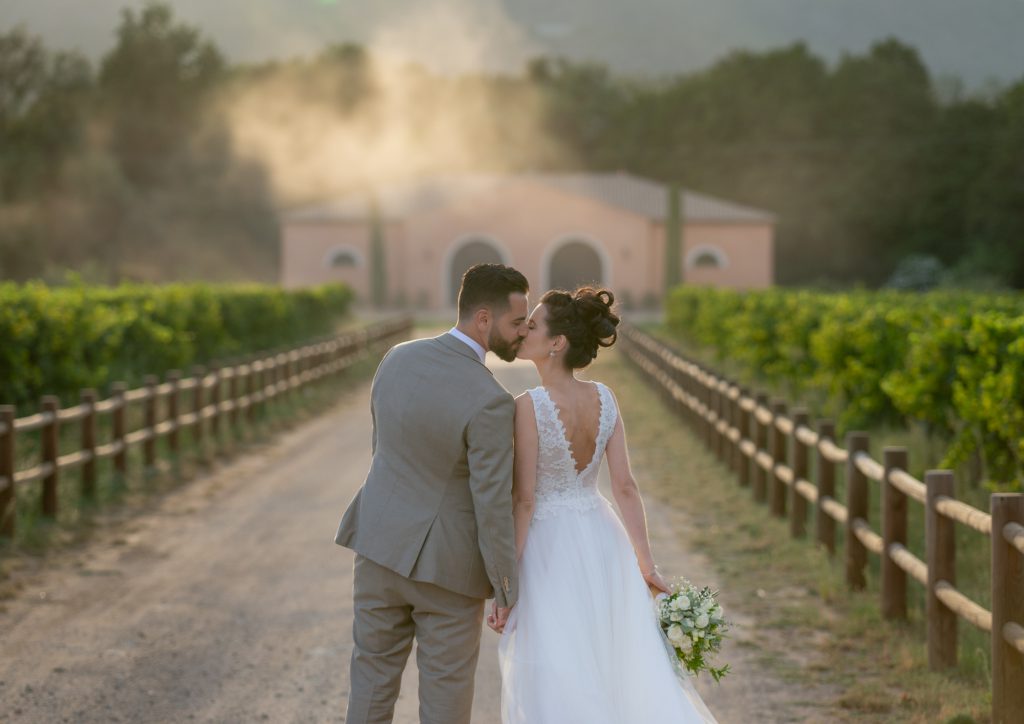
xmin=590 ymin=346 xmax=990 ymax=723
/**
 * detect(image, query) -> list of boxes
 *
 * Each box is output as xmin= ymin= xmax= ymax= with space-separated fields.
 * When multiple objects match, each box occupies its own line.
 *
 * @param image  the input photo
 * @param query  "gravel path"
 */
xmin=0 ymin=352 xmax=811 ymax=723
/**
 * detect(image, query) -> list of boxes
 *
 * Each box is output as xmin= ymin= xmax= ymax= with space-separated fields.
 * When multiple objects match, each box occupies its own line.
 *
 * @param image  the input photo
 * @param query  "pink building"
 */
xmin=280 ymin=172 xmax=775 ymax=309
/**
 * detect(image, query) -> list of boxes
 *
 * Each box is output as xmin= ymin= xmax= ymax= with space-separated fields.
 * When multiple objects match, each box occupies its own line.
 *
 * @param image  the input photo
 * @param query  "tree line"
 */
xmin=1 ymin=2 xmax=1021 ymax=288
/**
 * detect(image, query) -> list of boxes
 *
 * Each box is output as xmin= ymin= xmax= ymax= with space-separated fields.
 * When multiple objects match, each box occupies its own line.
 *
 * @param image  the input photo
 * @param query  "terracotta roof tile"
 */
xmin=284 ymin=172 xmax=775 ymax=223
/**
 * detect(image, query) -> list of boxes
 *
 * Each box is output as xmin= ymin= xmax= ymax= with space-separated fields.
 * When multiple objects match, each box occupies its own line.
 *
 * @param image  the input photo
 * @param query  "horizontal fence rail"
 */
xmin=0 ymin=316 xmax=412 ymax=537
xmin=618 ymin=322 xmax=1024 ymax=724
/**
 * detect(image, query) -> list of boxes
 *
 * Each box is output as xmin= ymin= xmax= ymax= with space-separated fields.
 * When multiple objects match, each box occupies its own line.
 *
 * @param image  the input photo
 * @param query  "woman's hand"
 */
xmin=642 ymin=565 xmax=671 ymax=595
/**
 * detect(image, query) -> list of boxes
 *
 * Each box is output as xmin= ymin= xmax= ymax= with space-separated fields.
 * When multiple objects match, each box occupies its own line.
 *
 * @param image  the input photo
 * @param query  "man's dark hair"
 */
xmin=457 ymin=264 xmax=529 ymax=317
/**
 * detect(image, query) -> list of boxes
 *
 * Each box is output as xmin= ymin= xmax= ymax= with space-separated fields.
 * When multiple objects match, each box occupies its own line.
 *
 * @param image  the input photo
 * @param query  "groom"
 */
xmin=335 ymin=263 xmax=529 ymax=724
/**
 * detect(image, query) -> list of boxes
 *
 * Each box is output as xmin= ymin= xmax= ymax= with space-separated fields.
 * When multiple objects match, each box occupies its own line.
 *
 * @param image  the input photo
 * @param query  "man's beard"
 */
xmin=488 ymin=328 xmax=520 ymax=363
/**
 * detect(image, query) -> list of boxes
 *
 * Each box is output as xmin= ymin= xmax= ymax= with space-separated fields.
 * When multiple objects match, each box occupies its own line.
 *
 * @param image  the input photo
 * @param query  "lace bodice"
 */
xmin=527 ymin=381 xmax=618 ymax=520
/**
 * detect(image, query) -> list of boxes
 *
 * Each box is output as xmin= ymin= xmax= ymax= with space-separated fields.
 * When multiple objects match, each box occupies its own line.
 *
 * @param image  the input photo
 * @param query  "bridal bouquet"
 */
xmin=654 ymin=579 xmax=730 ymax=682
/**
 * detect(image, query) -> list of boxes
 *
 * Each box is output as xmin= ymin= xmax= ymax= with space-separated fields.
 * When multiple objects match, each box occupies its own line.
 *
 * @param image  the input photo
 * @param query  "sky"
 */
xmin=2 ymin=0 xmax=1023 ymax=87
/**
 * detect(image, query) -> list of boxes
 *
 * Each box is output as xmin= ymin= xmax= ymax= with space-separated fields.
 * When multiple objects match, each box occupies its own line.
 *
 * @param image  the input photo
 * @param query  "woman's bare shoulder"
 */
xmin=514 ymin=390 xmax=536 ymax=409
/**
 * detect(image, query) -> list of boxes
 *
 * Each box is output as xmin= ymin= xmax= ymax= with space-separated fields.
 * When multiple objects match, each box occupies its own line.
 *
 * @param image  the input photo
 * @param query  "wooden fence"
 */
xmin=619 ymin=322 xmax=1024 ymax=723
xmin=0 ymin=316 xmax=412 ymax=537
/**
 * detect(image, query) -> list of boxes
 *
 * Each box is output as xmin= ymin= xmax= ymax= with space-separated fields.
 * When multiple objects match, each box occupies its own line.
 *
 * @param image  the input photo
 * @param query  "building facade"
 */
xmin=280 ymin=172 xmax=775 ymax=309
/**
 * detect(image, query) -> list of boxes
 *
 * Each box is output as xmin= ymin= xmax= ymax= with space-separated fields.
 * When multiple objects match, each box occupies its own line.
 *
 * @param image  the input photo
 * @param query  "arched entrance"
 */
xmin=448 ymin=238 xmax=504 ymax=305
xmin=546 ymin=239 xmax=606 ymax=292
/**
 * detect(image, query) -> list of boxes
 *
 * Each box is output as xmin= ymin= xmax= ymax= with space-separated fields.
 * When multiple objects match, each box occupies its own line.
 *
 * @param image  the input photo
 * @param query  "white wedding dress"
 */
xmin=498 ymin=381 xmax=718 ymax=724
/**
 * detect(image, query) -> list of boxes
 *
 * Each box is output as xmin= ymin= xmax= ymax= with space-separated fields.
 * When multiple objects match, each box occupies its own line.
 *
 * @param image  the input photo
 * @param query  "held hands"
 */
xmin=487 ymin=600 xmax=512 ymax=634
xmin=642 ymin=564 xmax=671 ymax=595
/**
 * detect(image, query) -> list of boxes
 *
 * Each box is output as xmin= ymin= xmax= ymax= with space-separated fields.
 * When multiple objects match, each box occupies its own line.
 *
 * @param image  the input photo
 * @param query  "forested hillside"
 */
xmin=2 ymin=3 xmax=1021 ymax=287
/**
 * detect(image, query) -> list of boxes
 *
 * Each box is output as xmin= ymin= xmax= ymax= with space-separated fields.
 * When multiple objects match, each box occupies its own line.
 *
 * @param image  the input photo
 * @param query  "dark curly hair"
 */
xmin=540 ymin=286 xmax=620 ymax=369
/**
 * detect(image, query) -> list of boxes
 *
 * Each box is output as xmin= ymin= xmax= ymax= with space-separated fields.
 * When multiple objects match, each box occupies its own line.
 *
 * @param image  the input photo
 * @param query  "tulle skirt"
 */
xmin=498 ymin=493 xmax=718 ymax=724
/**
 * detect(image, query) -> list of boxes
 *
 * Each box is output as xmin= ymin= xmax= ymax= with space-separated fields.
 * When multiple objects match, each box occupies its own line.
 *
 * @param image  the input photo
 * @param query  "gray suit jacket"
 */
xmin=335 ymin=333 xmax=518 ymax=607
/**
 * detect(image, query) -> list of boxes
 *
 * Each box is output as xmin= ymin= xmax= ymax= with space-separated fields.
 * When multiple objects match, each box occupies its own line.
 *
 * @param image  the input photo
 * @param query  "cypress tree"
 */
xmin=665 ymin=183 xmax=684 ymax=293
xmin=369 ymin=192 xmax=387 ymax=307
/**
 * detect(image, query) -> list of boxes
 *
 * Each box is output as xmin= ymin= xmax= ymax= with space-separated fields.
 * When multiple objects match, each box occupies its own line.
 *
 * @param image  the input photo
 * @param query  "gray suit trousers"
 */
xmin=346 ymin=555 xmax=485 ymax=724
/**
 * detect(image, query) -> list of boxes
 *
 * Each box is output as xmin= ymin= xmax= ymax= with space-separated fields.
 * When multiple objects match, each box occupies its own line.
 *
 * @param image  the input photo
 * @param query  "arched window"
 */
xmin=324 ymin=246 xmax=363 ymax=268
xmin=545 ymin=238 xmax=607 ymax=292
xmin=447 ymin=237 xmax=505 ymax=305
xmin=685 ymin=245 xmax=729 ymax=270
xmin=694 ymin=252 xmax=721 ymax=268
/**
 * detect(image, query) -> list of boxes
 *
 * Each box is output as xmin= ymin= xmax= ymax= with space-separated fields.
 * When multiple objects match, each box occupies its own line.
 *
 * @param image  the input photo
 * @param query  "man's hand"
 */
xmin=486 ymin=600 xmax=512 ymax=633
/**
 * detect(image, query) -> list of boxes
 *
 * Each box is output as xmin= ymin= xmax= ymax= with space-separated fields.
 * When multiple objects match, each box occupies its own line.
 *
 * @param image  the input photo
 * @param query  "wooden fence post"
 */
xmin=279 ymin=353 xmax=289 ymax=410
xmin=0 ymin=405 xmax=15 ymax=537
xmin=816 ymin=420 xmax=837 ymax=555
xmin=845 ymin=432 xmax=870 ymax=590
xmin=250 ymin=361 xmax=263 ymax=425
xmin=926 ymin=470 xmax=957 ymax=669
xmin=267 ymin=356 xmax=277 ymax=417
xmin=41 ymin=396 xmax=60 ymax=518
xmin=286 ymin=352 xmax=296 ymax=406
xmin=726 ymin=383 xmax=738 ymax=474
xmin=882 ymin=447 xmax=909 ymax=620
xmin=81 ymin=389 xmax=97 ymax=500
xmin=246 ymin=363 xmax=258 ymax=426
xmin=770 ymin=400 xmax=788 ymax=518
xmin=753 ymin=393 xmax=770 ymax=503
xmin=268 ymin=356 xmax=278 ymax=413
xmin=682 ymin=362 xmax=694 ymax=432
xmin=707 ymin=379 xmax=718 ymax=458
xmin=696 ymin=371 xmax=708 ymax=444
xmin=713 ymin=381 xmax=726 ymax=461
xmin=707 ymin=378 xmax=717 ymax=450
xmin=991 ymin=493 xmax=1024 ymax=723
xmin=790 ymin=409 xmax=810 ymax=538
xmin=167 ymin=371 xmax=181 ymax=458
xmin=284 ymin=352 xmax=294 ymax=404
xmin=737 ymin=388 xmax=751 ymax=487
xmin=112 ymin=383 xmax=127 ymax=479
xmin=191 ymin=366 xmax=205 ymax=461
xmin=229 ymin=367 xmax=240 ymax=435
xmin=143 ymin=375 xmax=158 ymax=471
xmin=209 ymin=367 xmax=222 ymax=453
xmin=686 ymin=366 xmax=698 ymax=433
xmin=720 ymin=381 xmax=732 ymax=464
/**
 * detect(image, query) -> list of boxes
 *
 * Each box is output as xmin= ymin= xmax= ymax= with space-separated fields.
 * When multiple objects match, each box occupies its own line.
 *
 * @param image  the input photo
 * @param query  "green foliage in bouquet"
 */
xmin=656 ymin=580 xmax=730 ymax=682
xmin=0 ymin=281 xmax=353 ymax=412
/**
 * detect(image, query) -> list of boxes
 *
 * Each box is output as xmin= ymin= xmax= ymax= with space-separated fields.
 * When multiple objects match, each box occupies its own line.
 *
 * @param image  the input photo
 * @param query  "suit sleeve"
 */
xmin=370 ymin=397 xmax=378 ymax=456
xmin=466 ymin=391 xmax=518 ymax=608
xmin=369 ymin=345 xmax=395 ymax=456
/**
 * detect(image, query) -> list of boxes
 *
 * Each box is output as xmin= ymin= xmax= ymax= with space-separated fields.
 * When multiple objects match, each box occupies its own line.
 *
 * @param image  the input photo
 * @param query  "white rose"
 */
xmin=711 ymin=605 xmax=723 ymax=621
xmin=670 ymin=611 xmax=683 ymax=622
xmin=679 ymin=636 xmax=693 ymax=653
xmin=695 ymin=613 xmax=710 ymax=629
xmin=667 ymin=624 xmax=685 ymax=644
xmin=673 ymin=596 xmax=691 ymax=611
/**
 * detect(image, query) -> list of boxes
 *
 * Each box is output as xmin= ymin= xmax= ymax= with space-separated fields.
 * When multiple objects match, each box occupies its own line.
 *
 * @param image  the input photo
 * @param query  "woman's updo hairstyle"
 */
xmin=540 ymin=286 xmax=620 ymax=369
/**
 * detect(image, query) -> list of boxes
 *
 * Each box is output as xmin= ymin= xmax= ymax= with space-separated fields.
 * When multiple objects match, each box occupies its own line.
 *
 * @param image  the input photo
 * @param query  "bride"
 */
xmin=493 ymin=286 xmax=718 ymax=724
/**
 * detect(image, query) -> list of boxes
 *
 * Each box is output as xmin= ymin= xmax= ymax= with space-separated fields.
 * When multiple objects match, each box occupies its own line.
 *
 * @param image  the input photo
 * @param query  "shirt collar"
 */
xmin=447 ymin=327 xmax=487 ymax=365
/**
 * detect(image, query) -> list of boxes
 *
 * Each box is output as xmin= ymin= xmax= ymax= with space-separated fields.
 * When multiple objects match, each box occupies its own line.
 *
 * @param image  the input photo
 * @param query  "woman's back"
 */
xmin=525 ymin=380 xmax=618 ymax=520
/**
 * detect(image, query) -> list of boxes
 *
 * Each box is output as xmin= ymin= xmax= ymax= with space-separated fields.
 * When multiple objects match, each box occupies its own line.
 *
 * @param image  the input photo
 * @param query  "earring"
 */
xmin=549 ymin=350 xmax=556 ymax=357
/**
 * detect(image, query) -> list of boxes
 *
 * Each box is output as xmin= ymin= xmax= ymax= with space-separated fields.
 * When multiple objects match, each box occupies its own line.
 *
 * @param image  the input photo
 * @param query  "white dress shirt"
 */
xmin=447 ymin=327 xmax=487 ymax=364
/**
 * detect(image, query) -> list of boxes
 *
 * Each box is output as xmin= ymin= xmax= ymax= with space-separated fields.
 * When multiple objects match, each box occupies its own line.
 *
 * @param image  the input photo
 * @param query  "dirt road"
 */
xmin=0 ymin=352 xmax=803 ymax=723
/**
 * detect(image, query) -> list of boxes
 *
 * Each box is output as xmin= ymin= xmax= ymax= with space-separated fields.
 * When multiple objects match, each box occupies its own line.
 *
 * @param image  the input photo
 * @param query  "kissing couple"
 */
xmin=336 ymin=263 xmax=717 ymax=723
